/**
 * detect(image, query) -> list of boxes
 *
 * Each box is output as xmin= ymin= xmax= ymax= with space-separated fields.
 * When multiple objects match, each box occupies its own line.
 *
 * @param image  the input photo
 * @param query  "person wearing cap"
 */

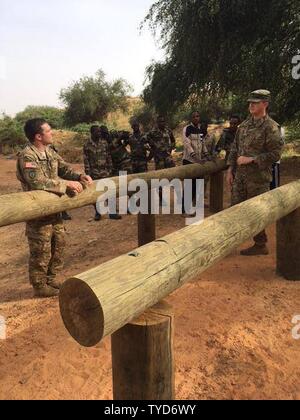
xmin=226 ymin=90 xmax=284 ymax=256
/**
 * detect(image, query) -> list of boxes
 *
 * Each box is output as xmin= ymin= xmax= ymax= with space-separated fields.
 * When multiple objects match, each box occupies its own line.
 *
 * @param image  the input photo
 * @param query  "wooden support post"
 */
xmin=277 ymin=208 xmax=300 ymax=281
xmin=138 ymin=189 xmax=156 ymax=246
xmin=111 ymin=301 xmax=175 ymax=401
xmin=210 ymin=171 xmax=224 ymax=213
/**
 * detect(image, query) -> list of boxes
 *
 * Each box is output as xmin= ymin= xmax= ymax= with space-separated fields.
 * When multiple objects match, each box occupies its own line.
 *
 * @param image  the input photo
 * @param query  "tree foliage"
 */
xmin=15 ymin=106 xmax=65 ymax=129
xmin=143 ymin=0 xmax=300 ymax=121
xmin=60 ymin=69 xmax=132 ymax=126
xmin=0 ymin=114 xmax=26 ymax=153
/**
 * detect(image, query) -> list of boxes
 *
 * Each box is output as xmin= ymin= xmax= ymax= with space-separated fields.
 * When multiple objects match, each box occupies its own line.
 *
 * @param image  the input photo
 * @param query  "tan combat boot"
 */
xmin=47 ymin=278 xmax=62 ymax=290
xmin=240 ymin=244 xmax=269 ymax=256
xmin=34 ymin=285 xmax=60 ymax=298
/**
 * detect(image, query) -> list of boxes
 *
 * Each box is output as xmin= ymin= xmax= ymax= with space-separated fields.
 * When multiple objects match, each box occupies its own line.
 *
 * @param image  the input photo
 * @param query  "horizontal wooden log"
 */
xmin=0 ymin=160 xmax=227 ymax=228
xmin=59 ymin=180 xmax=300 ymax=347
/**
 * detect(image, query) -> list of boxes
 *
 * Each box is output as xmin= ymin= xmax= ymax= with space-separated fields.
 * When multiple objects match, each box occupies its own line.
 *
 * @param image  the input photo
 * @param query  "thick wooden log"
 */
xmin=112 ymin=301 xmax=174 ymax=400
xmin=0 ymin=160 xmax=227 ymax=227
xmin=210 ymin=171 xmax=224 ymax=213
xmin=277 ymin=208 xmax=300 ymax=281
xmin=60 ymin=180 xmax=300 ymax=347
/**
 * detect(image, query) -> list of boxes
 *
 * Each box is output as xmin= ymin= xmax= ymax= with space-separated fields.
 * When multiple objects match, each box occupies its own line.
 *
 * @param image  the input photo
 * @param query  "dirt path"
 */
xmin=0 ymin=156 xmax=299 ymax=400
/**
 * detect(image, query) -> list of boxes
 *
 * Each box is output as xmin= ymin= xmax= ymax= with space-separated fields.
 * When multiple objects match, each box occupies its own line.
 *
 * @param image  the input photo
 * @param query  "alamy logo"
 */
xmin=0 ymin=315 xmax=6 ymax=340
xmin=292 ymin=55 xmax=300 ymax=80
xmin=96 ymin=173 xmax=205 ymax=226
xmin=292 ymin=315 xmax=300 ymax=340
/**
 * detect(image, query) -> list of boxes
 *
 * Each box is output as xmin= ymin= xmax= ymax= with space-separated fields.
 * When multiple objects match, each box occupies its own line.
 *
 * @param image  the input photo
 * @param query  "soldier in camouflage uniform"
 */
xmin=128 ymin=121 xmax=152 ymax=174
xmin=227 ymin=90 xmax=284 ymax=256
xmin=17 ymin=119 xmax=92 ymax=298
xmin=216 ymin=115 xmax=241 ymax=161
xmin=145 ymin=116 xmax=176 ymax=170
xmin=99 ymin=126 xmax=132 ymax=176
xmin=83 ymin=125 xmax=121 ymax=221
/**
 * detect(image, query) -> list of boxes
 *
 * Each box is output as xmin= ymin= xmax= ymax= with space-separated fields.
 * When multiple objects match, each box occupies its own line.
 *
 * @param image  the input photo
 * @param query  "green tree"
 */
xmin=143 ymin=0 xmax=300 ymax=121
xmin=15 ymin=106 xmax=65 ymax=129
xmin=60 ymin=69 xmax=132 ymax=126
xmin=0 ymin=114 xmax=26 ymax=153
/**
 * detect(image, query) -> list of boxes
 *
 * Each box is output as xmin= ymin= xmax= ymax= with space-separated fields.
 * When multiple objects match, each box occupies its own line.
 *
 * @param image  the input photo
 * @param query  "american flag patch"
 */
xmin=24 ymin=162 xmax=37 ymax=169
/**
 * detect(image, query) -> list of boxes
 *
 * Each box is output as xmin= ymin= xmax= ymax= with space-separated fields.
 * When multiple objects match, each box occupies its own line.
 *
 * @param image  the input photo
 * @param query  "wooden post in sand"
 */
xmin=138 ymin=190 xmax=156 ymax=246
xmin=111 ymin=301 xmax=175 ymax=400
xmin=210 ymin=171 xmax=224 ymax=213
xmin=277 ymin=207 xmax=300 ymax=281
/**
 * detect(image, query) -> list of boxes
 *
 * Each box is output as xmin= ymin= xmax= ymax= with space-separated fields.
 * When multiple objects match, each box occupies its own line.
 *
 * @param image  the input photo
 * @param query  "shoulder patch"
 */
xmin=24 ymin=162 xmax=38 ymax=169
xmin=28 ymin=171 xmax=37 ymax=179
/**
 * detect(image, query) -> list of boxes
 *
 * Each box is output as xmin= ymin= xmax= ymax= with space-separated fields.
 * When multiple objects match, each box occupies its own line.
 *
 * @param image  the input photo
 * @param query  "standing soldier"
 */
xmin=17 ymin=119 xmax=92 ymax=298
xmin=145 ymin=116 xmax=176 ymax=170
xmin=128 ymin=121 xmax=152 ymax=174
xmin=217 ymin=115 xmax=241 ymax=161
xmin=100 ymin=126 xmax=132 ymax=176
xmin=83 ymin=125 xmax=121 ymax=221
xmin=227 ymin=90 xmax=284 ymax=256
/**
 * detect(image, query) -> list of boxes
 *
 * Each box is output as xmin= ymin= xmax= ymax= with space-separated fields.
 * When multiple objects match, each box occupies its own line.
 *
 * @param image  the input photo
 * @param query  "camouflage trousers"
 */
xmin=113 ymin=159 xmax=133 ymax=176
xmin=26 ymin=215 xmax=65 ymax=289
xmin=155 ymin=156 xmax=175 ymax=171
xmin=232 ymin=171 xmax=270 ymax=246
xmin=132 ymin=160 xmax=148 ymax=174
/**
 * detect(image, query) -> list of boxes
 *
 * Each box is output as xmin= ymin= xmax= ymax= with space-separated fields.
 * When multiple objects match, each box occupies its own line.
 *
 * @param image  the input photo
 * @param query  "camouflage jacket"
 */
xmin=128 ymin=132 xmax=151 ymax=161
xmin=228 ymin=115 xmax=284 ymax=182
xmin=17 ymin=143 xmax=81 ymax=195
xmin=108 ymin=131 xmax=131 ymax=168
xmin=144 ymin=128 xmax=176 ymax=161
xmin=83 ymin=138 xmax=112 ymax=180
xmin=217 ymin=128 xmax=236 ymax=155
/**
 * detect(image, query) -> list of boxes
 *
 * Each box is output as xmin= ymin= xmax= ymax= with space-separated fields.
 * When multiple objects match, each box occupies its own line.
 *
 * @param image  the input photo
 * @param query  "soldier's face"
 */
xmin=39 ymin=123 xmax=53 ymax=145
xmin=132 ymin=124 xmax=140 ymax=133
xmin=230 ymin=118 xmax=240 ymax=131
xmin=249 ymin=101 xmax=268 ymax=116
xmin=157 ymin=119 xmax=166 ymax=130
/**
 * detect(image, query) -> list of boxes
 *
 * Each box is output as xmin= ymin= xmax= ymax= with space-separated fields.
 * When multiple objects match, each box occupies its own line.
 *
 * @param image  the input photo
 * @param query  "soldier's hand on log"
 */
xmin=237 ymin=156 xmax=255 ymax=166
xmin=66 ymin=181 xmax=84 ymax=194
xmin=226 ymin=169 xmax=234 ymax=187
xmin=80 ymin=175 xmax=93 ymax=186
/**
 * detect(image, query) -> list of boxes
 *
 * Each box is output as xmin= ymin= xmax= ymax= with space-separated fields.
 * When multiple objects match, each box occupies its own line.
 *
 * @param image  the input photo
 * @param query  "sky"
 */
xmin=0 ymin=0 xmax=164 ymax=115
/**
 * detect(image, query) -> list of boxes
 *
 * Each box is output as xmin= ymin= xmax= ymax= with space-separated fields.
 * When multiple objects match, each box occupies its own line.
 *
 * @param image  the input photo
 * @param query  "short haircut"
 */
xmin=90 ymin=125 xmax=100 ymax=135
xmin=24 ymin=118 xmax=47 ymax=143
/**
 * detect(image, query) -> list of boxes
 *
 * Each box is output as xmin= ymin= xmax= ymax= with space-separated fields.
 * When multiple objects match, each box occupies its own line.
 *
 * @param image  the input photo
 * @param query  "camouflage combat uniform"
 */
xmin=216 ymin=128 xmax=236 ymax=161
xmin=228 ymin=115 xmax=284 ymax=245
xmin=145 ymin=128 xmax=176 ymax=170
xmin=204 ymin=132 xmax=218 ymax=160
xmin=128 ymin=132 xmax=152 ymax=174
xmin=83 ymin=137 xmax=113 ymax=180
xmin=108 ymin=132 xmax=132 ymax=176
xmin=16 ymin=144 xmax=82 ymax=290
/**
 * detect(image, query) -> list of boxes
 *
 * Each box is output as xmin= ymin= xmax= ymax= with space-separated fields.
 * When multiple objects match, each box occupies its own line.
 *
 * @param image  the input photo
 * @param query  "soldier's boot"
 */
xmin=62 ymin=211 xmax=72 ymax=221
xmin=240 ymin=244 xmax=269 ymax=256
xmin=109 ymin=214 xmax=122 ymax=220
xmin=47 ymin=278 xmax=62 ymax=290
xmin=94 ymin=213 xmax=102 ymax=222
xmin=34 ymin=285 xmax=60 ymax=298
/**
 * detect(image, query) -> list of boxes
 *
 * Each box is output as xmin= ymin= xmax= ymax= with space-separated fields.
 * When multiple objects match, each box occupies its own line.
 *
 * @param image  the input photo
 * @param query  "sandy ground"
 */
xmin=0 ymin=155 xmax=299 ymax=400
